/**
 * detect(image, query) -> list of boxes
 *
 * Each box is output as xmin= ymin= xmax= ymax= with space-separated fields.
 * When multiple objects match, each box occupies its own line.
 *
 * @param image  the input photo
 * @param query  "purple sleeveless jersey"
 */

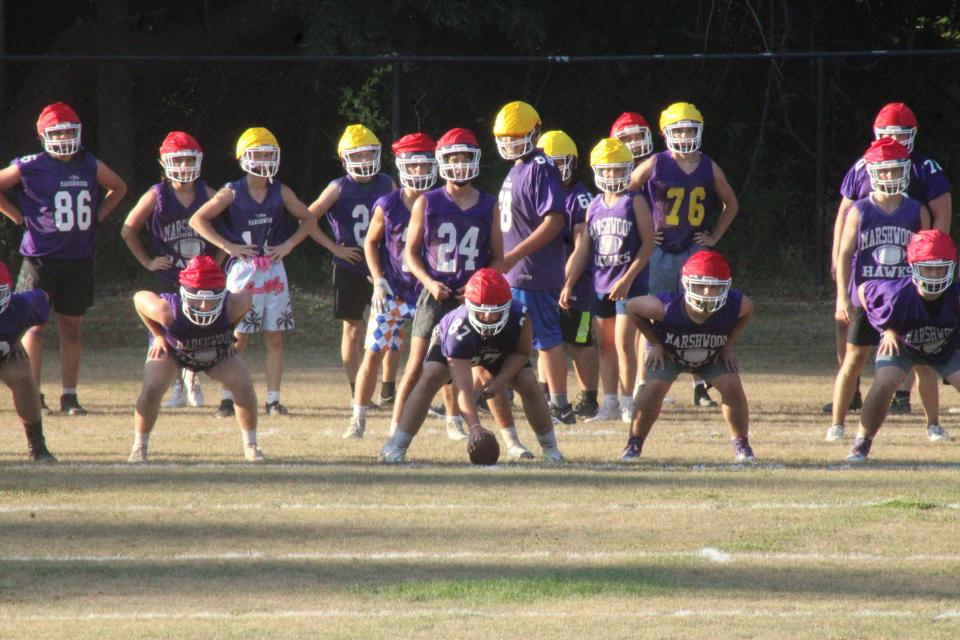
xmin=565 ymin=182 xmax=594 ymax=312
xmin=850 ymin=195 xmax=922 ymax=306
xmin=374 ymin=189 xmax=420 ymax=304
xmin=499 ymin=150 xmax=566 ymax=289
xmin=145 ymin=181 xmax=215 ymax=285
xmin=159 ymin=292 xmax=236 ymax=371
xmin=326 ymin=174 xmax=394 ymax=275
xmin=0 ymin=290 xmax=49 ymax=348
xmin=654 ymin=290 xmax=743 ymax=368
xmin=863 ymin=277 xmax=960 ymax=363
xmin=586 ymin=193 xmax=648 ymax=296
xmin=840 ymin=151 xmax=951 ymax=206
xmin=646 ymin=150 xmax=716 ymax=254
xmin=14 ymin=151 xmax=101 ymax=259
xmin=422 ymin=187 xmax=495 ymax=291
xmin=215 ymin=177 xmax=291 ymax=257
xmin=436 ymin=300 xmax=527 ymax=370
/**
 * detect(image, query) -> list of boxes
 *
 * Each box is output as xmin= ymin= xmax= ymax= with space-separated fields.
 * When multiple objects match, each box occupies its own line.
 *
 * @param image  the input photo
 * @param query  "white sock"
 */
xmin=536 ymin=430 xmax=558 ymax=449
xmin=134 ymin=432 xmax=150 ymax=448
xmin=603 ymin=394 xmax=618 ymax=408
xmin=266 ymin=390 xmax=280 ymax=404
xmin=388 ymin=421 xmax=399 ymax=438
xmin=620 ymin=396 xmax=634 ymax=412
xmin=62 ymin=388 xmax=77 ymax=396
xmin=353 ymin=404 xmax=368 ymax=419
xmin=446 ymin=414 xmax=464 ymax=426
xmin=500 ymin=425 xmax=521 ymax=447
xmin=391 ymin=430 xmax=413 ymax=449
xmin=242 ymin=429 xmax=257 ymax=447
xmin=221 ymin=389 xmax=234 ymax=401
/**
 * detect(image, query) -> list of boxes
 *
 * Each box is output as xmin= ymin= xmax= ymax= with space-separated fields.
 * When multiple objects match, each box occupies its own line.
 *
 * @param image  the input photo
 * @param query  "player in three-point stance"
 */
xmin=128 ymin=256 xmax=263 ymax=463
xmin=848 ymin=230 xmax=959 ymax=462
xmin=379 ymin=268 xmax=564 ymax=464
xmin=623 ymin=250 xmax=755 ymax=462
xmin=0 ymin=101 xmax=127 ymax=415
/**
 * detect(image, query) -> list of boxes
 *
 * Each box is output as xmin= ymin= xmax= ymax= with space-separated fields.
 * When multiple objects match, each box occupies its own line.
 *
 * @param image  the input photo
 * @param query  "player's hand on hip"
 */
xmin=647 ymin=344 xmax=666 ymax=370
xmin=265 ymin=241 xmax=293 ymax=261
xmin=878 ymin=330 xmax=900 ymax=356
xmin=693 ymin=231 xmax=717 ymax=248
xmin=147 ymin=256 xmax=174 ymax=272
xmin=427 ymin=279 xmax=451 ymax=301
xmin=226 ymin=242 xmax=258 ymax=259
xmin=653 ymin=230 xmax=664 ymax=246
xmin=334 ymin=245 xmax=363 ymax=265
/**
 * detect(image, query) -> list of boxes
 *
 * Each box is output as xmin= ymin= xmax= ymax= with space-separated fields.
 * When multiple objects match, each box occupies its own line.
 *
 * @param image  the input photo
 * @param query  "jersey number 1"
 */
xmin=53 ymin=190 xmax=92 ymax=232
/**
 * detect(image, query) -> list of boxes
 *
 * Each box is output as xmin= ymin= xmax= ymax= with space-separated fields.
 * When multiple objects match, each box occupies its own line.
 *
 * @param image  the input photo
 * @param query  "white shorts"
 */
xmin=364 ymin=296 xmax=415 ymax=352
xmin=226 ymin=258 xmax=294 ymax=334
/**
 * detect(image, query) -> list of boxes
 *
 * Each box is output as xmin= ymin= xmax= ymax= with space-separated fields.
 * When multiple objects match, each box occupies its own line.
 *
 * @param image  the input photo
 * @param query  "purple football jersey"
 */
xmin=849 ymin=195 xmax=922 ymax=306
xmin=145 ymin=181 xmax=215 ymax=285
xmin=653 ymin=290 xmax=743 ymax=368
xmin=374 ymin=189 xmax=421 ymax=304
xmin=216 ymin=178 xmax=291 ymax=257
xmin=326 ymin=174 xmax=394 ymax=275
xmin=159 ymin=292 xmax=236 ymax=371
xmin=646 ymin=150 xmax=716 ymax=254
xmin=14 ymin=151 xmax=101 ymax=259
xmin=564 ymin=182 xmax=595 ymax=312
xmin=863 ymin=277 xmax=960 ymax=363
xmin=421 ymin=187 xmax=495 ymax=291
xmin=0 ymin=290 xmax=50 ymax=348
xmin=586 ymin=193 xmax=648 ymax=296
xmin=436 ymin=300 xmax=527 ymax=370
xmin=840 ymin=151 xmax=951 ymax=206
xmin=499 ymin=150 xmax=566 ymax=289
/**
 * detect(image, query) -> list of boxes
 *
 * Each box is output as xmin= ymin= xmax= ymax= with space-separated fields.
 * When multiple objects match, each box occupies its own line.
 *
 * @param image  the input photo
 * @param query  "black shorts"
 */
xmin=424 ymin=338 xmax=531 ymax=377
xmin=16 ymin=256 xmax=93 ymax=316
xmin=411 ymin=288 xmax=460 ymax=339
xmin=846 ymin=306 xmax=880 ymax=347
xmin=0 ymin=342 xmax=29 ymax=366
xmin=333 ymin=262 xmax=372 ymax=321
xmin=560 ymin=307 xmax=594 ymax=346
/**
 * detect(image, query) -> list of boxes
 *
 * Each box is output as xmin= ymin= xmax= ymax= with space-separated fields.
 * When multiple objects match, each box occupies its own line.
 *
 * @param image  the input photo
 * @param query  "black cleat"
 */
xmin=694 ymin=384 xmax=718 ymax=408
xmin=215 ymin=398 xmax=235 ymax=418
xmin=28 ymin=440 xmax=57 ymax=463
xmin=572 ymin=392 xmax=599 ymax=418
xmin=550 ymin=402 xmax=577 ymax=425
xmin=40 ymin=393 xmax=53 ymax=416
xmin=60 ymin=393 xmax=88 ymax=416
xmin=821 ymin=389 xmax=862 ymax=414
xmin=889 ymin=393 xmax=911 ymax=415
xmin=265 ymin=401 xmax=289 ymax=416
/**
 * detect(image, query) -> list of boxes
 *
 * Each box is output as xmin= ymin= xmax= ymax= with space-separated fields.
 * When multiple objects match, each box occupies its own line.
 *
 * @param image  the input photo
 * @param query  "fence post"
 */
xmin=815 ymin=57 xmax=826 ymax=289
xmin=392 ymin=61 xmax=401 ymax=140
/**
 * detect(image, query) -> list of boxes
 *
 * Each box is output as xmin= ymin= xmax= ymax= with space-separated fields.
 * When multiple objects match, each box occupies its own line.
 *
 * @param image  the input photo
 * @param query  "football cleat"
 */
xmin=427 ymin=402 xmax=446 ymax=419
xmin=185 ymin=370 xmax=204 ymax=407
xmin=162 ymin=381 xmax=187 ymax=409
xmin=40 ymin=393 xmax=52 ymax=416
xmin=542 ymin=445 xmax=565 ymax=464
xmin=927 ymin=424 xmax=950 ymax=442
xmin=621 ymin=437 xmax=643 ymax=462
xmin=379 ymin=443 xmax=407 ymax=463
xmin=265 ymin=401 xmax=289 ymax=416
xmin=215 ymin=398 xmax=235 ymax=418
xmin=127 ymin=446 xmax=148 ymax=464
xmin=889 ymin=394 xmax=911 ymax=415
xmin=342 ymin=417 xmax=365 ymax=440
xmin=733 ymin=441 xmax=756 ymax=464
xmin=446 ymin=416 xmax=469 ymax=442
xmin=60 ymin=393 xmax=87 ymax=416
xmin=821 ymin=389 xmax=863 ymax=414
xmin=586 ymin=403 xmax=620 ymax=423
xmin=550 ymin=402 xmax=577 ymax=425
xmin=825 ymin=424 xmax=845 ymax=442
xmin=244 ymin=444 xmax=266 ymax=463
xmin=506 ymin=443 xmax=535 ymax=461
xmin=28 ymin=439 xmax=57 ymax=463
xmin=694 ymin=385 xmax=718 ymax=408
xmin=620 ymin=400 xmax=635 ymax=424
xmin=374 ymin=393 xmax=395 ymax=408
xmin=572 ymin=392 xmax=598 ymax=418
xmin=846 ymin=436 xmax=873 ymax=463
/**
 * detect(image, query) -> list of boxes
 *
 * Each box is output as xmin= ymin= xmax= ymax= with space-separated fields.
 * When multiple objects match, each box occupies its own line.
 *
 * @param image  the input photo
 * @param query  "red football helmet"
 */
xmin=36 ymin=102 xmax=81 ymax=156
xmin=681 ymin=250 xmax=732 ymax=312
xmin=436 ymin=128 xmax=481 ymax=183
xmin=610 ymin=112 xmax=653 ymax=160
xmin=908 ymin=230 xmax=957 ymax=295
xmin=874 ymin=102 xmax=917 ymax=153
xmin=464 ymin=268 xmax=512 ymax=336
xmin=0 ymin=260 xmax=12 ymax=315
xmin=178 ymin=256 xmax=227 ymax=326
xmin=863 ymin=137 xmax=911 ymax=195
xmin=392 ymin=132 xmax=437 ymax=191
xmin=159 ymin=131 xmax=203 ymax=184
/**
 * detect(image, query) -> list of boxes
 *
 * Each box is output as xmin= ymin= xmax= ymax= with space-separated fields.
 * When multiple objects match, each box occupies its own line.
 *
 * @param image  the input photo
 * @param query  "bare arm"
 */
xmin=405 ymin=195 xmax=450 ymax=301
xmin=95 ymin=160 xmax=128 ymax=222
xmin=265 ymin=184 xmax=320 ymax=261
xmin=189 ymin=187 xmax=256 ymax=259
xmin=134 ymin=290 xmax=174 ymax=339
xmin=609 ymin=195 xmax=656 ymax=300
xmin=835 ymin=206 xmax=860 ymax=322
xmin=560 ymin=224 xmax=591 ymax=309
xmin=503 ymin=212 xmax=565 ymax=272
xmin=120 ymin=189 xmax=172 ymax=273
xmin=449 ymin=358 xmax=484 ymax=432
xmin=487 ymin=203 xmax=504 ymax=273
xmin=831 ymin=197 xmax=856 ymax=279
xmin=726 ymin=295 xmax=753 ymax=349
xmin=919 ymin=204 xmax=932 ymax=231
xmin=695 ymin=161 xmax=739 ymax=247
xmin=928 ymin=192 xmax=951 ymax=233
xmin=625 ymin=295 xmax=666 ymax=345
xmin=307 ymin=182 xmax=361 ymax=264
xmin=364 ymin=206 xmax=387 ymax=279
xmin=0 ymin=164 xmax=23 ymax=224
xmin=627 ymin=155 xmax=657 ymax=193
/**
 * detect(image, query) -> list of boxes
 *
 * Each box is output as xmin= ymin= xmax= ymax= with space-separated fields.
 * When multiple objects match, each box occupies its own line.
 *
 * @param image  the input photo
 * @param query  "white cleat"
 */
xmin=506 ymin=444 xmax=535 ymax=461
xmin=184 ymin=370 xmax=204 ymax=407
xmin=127 ymin=446 xmax=148 ymax=464
xmin=825 ymin=424 xmax=845 ymax=442
xmin=586 ymin=404 xmax=620 ymax=423
xmin=379 ymin=443 xmax=407 ymax=463
xmin=620 ymin=403 xmax=635 ymax=424
xmin=446 ymin=416 xmax=469 ymax=441
xmin=342 ymin=417 xmax=365 ymax=439
xmin=927 ymin=424 xmax=950 ymax=442
xmin=161 ymin=381 xmax=186 ymax=409
xmin=244 ymin=444 xmax=266 ymax=463
xmin=542 ymin=445 xmax=565 ymax=464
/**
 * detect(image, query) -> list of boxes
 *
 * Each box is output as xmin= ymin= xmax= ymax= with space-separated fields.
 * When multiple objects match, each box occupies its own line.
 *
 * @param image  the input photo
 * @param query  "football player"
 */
xmin=308 ymin=125 xmax=399 ymax=404
xmin=380 ymin=268 xmax=564 ymax=464
xmin=121 ymin=131 xmax=218 ymax=410
xmin=394 ymin=128 xmax=504 ymax=446
xmin=536 ymin=130 xmax=601 ymax=419
xmin=127 ymin=256 xmax=262 ymax=463
xmin=190 ymin=127 xmax=317 ymax=416
xmin=343 ymin=132 xmax=436 ymax=439
xmin=623 ymin=250 xmax=754 ymax=462
xmin=0 ymin=102 xmax=127 ymax=415
xmin=0 ymin=260 xmax=56 ymax=461
xmin=627 ymin=102 xmax=739 ymax=409
xmin=493 ymin=101 xmax=574 ymax=423
xmin=827 ymin=102 xmax=951 ymax=417
xmin=849 ymin=230 xmax=959 ymax=462
xmin=829 ymin=138 xmax=935 ymax=442
xmin=561 ymin=138 xmax=655 ymax=423
xmin=610 ymin=112 xmax=655 ymax=166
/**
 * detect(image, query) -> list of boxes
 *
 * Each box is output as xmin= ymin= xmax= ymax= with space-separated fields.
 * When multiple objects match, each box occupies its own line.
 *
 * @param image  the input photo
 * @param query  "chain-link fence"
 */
xmin=0 ymin=51 xmax=957 ymax=294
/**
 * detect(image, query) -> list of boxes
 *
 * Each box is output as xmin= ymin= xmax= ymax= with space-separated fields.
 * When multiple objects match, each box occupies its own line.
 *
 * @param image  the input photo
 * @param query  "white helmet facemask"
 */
xmin=395 ymin=153 xmax=438 ymax=191
xmin=438 ymin=145 xmax=482 ymax=183
xmin=42 ymin=122 xmax=82 ymax=156
xmin=161 ymin=150 xmax=203 ymax=184
xmin=867 ymin=158 xmax=911 ymax=195
xmin=682 ymin=275 xmax=731 ymax=313
xmin=663 ymin=120 xmax=703 ymax=154
xmin=592 ymin=163 xmax=632 ymax=194
xmin=615 ymin=125 xmax=654 ymax=159
xmin=342 ymin=145 xmax=382 ymax=178
xmin=911 ymin=259 xmax=955 ymax=295
xmin=465 ymin=299 xmax=511 ymax=336
xmin=180 ymin=286 xmax=226 ymax=326
xmin=240 ymin=145 xmax=280 ymax=179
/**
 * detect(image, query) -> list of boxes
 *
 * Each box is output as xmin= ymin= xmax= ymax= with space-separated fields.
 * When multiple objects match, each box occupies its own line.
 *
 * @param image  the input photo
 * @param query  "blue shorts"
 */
xmin=510 ymin=288 xmax=562 ymax=351
xmin=648 ymin=245 xmax=699 ymax=295
xmin=876 ymin=350 xmax=960 ymax=380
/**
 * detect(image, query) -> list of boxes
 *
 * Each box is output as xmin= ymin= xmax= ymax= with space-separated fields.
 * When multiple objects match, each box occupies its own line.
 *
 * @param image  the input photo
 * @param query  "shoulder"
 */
xmin=14 ymin=153 xmax=43 ymax=169
xmin=375 ymin=189 xmax=400 ymax=210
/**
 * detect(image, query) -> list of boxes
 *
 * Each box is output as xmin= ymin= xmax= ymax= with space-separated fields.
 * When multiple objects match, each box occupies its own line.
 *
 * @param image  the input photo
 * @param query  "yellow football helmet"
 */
xmin=493 ymin=101 xmax=541 ymax=160
xmin=589 ymin=138 xmax=633 ymax=194
xmin=659 ymin=102 xmax=704 ymax=154
xmin=536 ymin=130 xmax=578 ymax=182
xmin=236 ymin=127 xmax=280 ymax=179
xmin=338 ymin=124 xmax=382 ymax=178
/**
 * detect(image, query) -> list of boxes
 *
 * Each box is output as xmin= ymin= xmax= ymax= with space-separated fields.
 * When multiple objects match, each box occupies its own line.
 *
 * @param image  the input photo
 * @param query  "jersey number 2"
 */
xmin=436 ymin=223 xmax=479 ymax=273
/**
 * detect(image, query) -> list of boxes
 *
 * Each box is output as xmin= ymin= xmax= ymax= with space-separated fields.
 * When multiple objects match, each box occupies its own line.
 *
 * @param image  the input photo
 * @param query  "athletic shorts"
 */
xmin=411 ymin=288 xmax=460 ymax=340
xmin=846 ymin=306 xmax=880 ymax=347
xmin=648 ymin=245 xmax=698 ymax=295
xmin=560 ymin=307 xmax=593 ymax=346
xmin=645 ymin=355 xmax=735 ymax=383
xmin=0 ymin=341 xmax=29 ymax=366
xmin=510 ymin=288 xmax=562 ymax=351
xmin=364 ymin=296 xmax=415 ymax=352
xmin=424 ymin=338 xmax=531 ymax=377
xmin=16 ymin=256 xmax=93 ymax=316
xmin=876 ymin=349 xmax=960 ymax=380
xmin=226 ymin=258 xmax=294 ymax=334
xmin=591 ymin=293 xmax=631 ymax=319
xmin=333 ymin=263 xmax=372 ymax=321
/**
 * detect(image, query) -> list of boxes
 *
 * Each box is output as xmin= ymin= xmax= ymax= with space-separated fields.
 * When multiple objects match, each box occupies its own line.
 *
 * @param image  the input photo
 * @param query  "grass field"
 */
xmin=1 ymin=294 xmax=959 ymax=639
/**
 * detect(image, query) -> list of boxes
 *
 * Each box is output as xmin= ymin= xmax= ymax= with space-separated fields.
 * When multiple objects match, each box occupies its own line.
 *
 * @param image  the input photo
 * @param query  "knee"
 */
xmin=263 ymin=332 xmax=284 ymax=350
xmin=58 ymin=319 xmax=81 ymax=342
